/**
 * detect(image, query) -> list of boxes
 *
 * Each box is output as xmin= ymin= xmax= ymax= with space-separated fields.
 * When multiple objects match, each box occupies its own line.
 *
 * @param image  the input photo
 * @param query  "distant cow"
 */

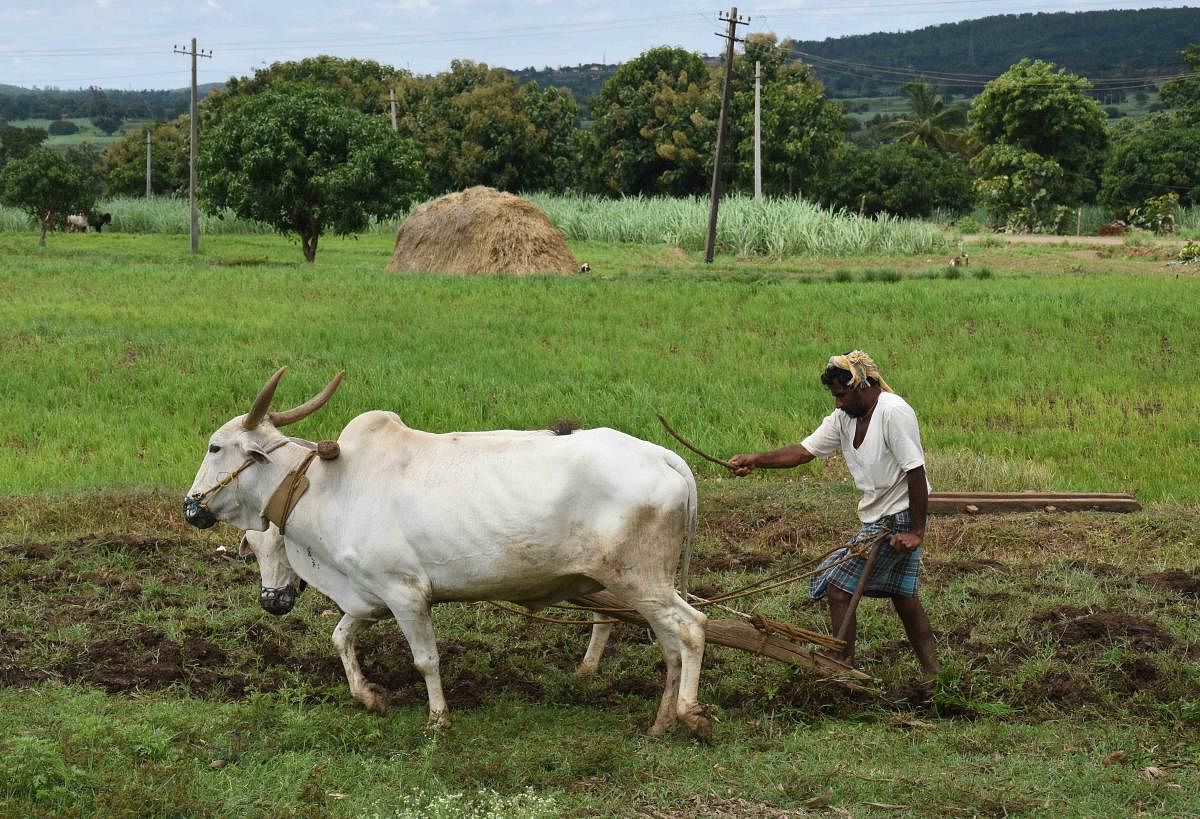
xmin=185 ymin=368 xmax=710 ymax=738
xmin=65 ymin=211 xmax=112 ymax=233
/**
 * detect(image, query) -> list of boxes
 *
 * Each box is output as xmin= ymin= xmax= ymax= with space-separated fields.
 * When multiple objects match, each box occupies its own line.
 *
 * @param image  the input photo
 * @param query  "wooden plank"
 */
xmin=929 ymin=493 xmax=1140 ymax=514
xmin=574 ymin=591 xmax=872 ymax=691
xmin=931 ymin=491 xmax=1134 ymax=500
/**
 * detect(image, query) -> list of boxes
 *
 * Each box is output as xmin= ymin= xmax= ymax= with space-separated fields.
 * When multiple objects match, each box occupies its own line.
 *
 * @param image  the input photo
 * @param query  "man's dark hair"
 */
xmin=820 ymin=362 xmax=879 ymax=389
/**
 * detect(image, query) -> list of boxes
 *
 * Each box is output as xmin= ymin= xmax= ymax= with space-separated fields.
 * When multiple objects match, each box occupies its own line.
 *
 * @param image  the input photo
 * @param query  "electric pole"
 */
xmin=389 ymin=88 xmax=398 ymax=132
xmin=145 ymin=129 xmax=152 ymax=198
xmin=705 ymin=7 xmax=750 ymax=263
xmin=174 ymin=38 xmax=212 ymax=253
xmin=754 ymin=60 xmax=762 ymax=200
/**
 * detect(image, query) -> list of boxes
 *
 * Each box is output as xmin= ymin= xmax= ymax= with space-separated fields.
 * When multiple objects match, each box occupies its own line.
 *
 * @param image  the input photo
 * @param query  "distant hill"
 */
xmin=2 ymin=7 xmax=1194 ymax=125
xmin=789 ymin=7 xmax=1198 ymax=97
xmin=512 ymin=6 xmax=1196 ymax=109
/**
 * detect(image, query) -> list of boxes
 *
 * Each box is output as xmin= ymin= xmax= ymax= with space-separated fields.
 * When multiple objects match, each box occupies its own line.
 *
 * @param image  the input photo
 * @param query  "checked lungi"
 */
xmin=809 ymin=509 xmax=921 ymax=599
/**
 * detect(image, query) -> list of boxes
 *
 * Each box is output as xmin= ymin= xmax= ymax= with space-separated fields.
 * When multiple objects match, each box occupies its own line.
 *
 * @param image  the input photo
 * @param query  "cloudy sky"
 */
xmin=1 ymin=0 xmax=1195 ymax=91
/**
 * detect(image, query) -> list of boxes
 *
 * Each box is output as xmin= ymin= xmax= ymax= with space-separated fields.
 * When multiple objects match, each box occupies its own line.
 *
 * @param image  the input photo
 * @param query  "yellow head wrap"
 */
xmin=826 ymin=351 xmax=893 ymax=393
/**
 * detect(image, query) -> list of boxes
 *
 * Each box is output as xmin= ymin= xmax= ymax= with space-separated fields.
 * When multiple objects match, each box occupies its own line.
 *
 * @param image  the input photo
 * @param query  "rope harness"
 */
xmin=490 ymin=530 xmax=894 ymax=641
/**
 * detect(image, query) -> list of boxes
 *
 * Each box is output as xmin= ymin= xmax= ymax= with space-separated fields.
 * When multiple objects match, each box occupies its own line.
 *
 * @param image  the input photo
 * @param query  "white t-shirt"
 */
xmin=801 ymin=391 xmax=930 ymax=523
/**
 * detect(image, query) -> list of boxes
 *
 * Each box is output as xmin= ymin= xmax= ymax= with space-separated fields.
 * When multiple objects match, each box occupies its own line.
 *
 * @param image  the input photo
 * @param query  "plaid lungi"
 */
xmin=809 ymin=509 xmax=922 ymax=599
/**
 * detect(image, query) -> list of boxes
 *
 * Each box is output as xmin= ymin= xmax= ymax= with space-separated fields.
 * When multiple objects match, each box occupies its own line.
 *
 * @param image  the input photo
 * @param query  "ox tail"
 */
xmin=662 ymin=449 xmax=698 ymax=598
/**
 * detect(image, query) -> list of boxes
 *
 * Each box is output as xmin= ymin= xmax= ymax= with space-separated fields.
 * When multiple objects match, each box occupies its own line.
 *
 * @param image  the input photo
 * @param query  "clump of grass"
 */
xmin=860 ymin=267 xmax=902 ymax=283
xmin=971 ymin=266 xmax=994 ymax=279
xmin=943 ymin=266 xmax=963 ymax=279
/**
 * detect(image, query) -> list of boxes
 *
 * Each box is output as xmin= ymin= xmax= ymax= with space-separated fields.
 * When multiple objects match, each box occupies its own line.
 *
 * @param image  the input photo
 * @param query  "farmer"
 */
xmin=728 ymin=351 xmax=940 ymax=677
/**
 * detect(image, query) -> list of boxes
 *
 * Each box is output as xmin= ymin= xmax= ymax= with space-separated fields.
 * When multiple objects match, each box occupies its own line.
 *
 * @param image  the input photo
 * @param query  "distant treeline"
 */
xmin=789 ymin=7 xmax=1197 ymax=98
xmin=0 ymin=6 xmax=1194 ymax=125
xmin=0 ymin=84 xmax=223 ymax=124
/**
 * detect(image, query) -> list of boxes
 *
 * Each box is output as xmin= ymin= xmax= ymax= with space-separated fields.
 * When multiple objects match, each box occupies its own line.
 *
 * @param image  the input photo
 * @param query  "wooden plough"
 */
xmin=572 ymin=589 xmax=874 ymax=691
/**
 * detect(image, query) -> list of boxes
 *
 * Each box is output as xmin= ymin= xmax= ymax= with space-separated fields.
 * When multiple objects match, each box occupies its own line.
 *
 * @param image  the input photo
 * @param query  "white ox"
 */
xmin=185 ymin=367 xmax=710 ymax=738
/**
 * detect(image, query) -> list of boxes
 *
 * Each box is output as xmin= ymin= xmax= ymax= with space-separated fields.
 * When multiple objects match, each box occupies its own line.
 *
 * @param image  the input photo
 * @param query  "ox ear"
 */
xmin=239 ymin=534 xmax=254 ymax=558
xmin=269 ymin=371 xmax=345 ymax=428
xmin=244 ymin=367 xmax=288 ymax=429
xmin=245 ymin=440 xmax=274 ymax=463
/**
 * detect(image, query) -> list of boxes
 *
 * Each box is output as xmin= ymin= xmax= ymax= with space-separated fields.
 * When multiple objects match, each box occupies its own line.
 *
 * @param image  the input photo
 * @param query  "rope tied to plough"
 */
xmin=484 ymin=530 xmax=893 ymax=643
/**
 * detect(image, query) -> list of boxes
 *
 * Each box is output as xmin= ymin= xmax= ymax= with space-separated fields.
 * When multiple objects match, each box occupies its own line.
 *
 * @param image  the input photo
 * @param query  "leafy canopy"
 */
xmin=0 ymin=147 xmax=96 ymax=245
xmin=197 ymin=83 xmax=426 ymax=262
xmin=394 ymin=60 xmax=580 ymax=195
xmin=588 ymin=47 xmax=716 ymax=196
xmin=969 ymin=58 xmax=1107 ymax=203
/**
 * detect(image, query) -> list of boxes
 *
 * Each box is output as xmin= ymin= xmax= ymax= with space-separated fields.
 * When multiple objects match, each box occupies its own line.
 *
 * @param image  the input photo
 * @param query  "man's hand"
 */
xmin=727 ymin=454 xmax=756 ymax=477
xmin=891 ymin=531 xmax=923 ymax=551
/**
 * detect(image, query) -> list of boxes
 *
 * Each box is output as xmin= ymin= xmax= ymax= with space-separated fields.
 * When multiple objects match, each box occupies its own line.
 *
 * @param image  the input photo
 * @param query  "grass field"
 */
xmin=1 ymin=228 xmax=1198 ymax=816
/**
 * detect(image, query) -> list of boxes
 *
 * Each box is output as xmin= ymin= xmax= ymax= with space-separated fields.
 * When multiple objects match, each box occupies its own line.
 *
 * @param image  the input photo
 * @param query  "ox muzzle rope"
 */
xmin=183 ymin=439 xmax=292 ymax=529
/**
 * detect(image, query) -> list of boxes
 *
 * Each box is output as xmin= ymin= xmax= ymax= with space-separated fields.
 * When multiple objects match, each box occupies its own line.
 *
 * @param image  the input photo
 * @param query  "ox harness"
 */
xmin=184 ymin=439 xmax=339 ymax=533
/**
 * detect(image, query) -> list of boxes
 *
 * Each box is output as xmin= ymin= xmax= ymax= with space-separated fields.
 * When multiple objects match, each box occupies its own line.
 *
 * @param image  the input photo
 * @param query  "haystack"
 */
xmin=386 ymin=186 xmax=578 ymax=275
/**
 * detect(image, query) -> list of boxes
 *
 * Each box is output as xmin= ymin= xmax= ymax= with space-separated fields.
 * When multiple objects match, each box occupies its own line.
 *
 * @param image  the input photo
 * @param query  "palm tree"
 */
xmin=883 ymin=81 xmax=969 ymax=154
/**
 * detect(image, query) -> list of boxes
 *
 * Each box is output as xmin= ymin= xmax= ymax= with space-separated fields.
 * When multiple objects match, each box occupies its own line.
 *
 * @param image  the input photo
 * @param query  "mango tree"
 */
xmin=197 ymin=84 xmax=426 ymax=262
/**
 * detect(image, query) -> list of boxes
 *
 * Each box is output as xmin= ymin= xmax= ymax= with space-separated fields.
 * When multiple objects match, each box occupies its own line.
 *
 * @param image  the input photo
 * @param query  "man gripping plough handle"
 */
xmin=728 ymin=351 xmax=940 ymax=678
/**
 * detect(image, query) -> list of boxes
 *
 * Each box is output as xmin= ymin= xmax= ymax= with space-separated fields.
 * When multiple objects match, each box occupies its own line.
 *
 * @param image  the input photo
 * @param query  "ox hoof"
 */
xmin=425 ymin=709 xmax=451 ymax=731
xmin=357 ymin=683 xmax=391 ymax=715
xmin=574 ymin=664 xmax=598 ymax=679
xmin=686 ymin=715 xmax=713 ymax=743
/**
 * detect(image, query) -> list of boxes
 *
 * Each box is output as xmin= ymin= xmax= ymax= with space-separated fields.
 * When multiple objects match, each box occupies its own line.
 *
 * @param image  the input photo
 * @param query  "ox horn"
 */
xmin=269 ymin=370 xmax=345 ymax=428
xmin=243 ymin=367 xmax=288 ymax=429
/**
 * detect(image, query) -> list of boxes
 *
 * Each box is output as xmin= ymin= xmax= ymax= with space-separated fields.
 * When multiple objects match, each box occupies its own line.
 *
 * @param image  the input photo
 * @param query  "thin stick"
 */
xmin=655 ymin=412 xmax=734 ymax=470
xmin=836 ymin=537 xmax=884 ymax=644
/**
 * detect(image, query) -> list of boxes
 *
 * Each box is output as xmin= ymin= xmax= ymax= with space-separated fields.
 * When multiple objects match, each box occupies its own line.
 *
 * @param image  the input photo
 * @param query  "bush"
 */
xmin=47 ymin=119 xmax=79 ymax=136
xmin=954 ymin=215 xmax=984 ymax=234
xmin=1128 ymin=192 xmax=1179 ymax=235
xmin=820 ymin=142 xmax=974 ymax=218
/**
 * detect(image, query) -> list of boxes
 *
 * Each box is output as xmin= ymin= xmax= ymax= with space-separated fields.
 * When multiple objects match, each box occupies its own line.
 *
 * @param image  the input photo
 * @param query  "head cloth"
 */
xmin=827 ymin=350 xmax=893 ymax=393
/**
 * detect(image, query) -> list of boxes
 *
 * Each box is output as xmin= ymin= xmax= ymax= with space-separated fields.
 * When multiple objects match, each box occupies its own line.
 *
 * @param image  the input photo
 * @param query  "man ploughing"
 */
xmin=728 ymin=351 xmax=940 ymax=678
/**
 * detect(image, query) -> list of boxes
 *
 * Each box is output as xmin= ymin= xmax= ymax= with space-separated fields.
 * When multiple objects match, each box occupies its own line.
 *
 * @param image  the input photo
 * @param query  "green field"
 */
xmin=1 ymin=226 xmax=1198 ymax=816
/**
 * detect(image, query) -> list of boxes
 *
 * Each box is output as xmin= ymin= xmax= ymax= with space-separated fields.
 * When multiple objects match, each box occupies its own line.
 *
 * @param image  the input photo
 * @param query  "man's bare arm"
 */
xmin=728 ymin=444 xmax=816 ymax=476
xmin=892 ymin=465 xmax=928 ymax=550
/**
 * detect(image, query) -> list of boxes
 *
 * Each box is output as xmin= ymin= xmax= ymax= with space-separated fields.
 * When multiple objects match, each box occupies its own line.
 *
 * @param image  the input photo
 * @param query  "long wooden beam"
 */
xmin=573 ymin=591 xmax=873 ymax=691
xmin=929 ymin=491 xmax=1140 ymax=514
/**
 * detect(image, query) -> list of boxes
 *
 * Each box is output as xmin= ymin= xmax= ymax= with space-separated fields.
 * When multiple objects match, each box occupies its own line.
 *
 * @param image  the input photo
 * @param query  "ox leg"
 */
xmin=332 ymin=614 xmax=389 ymax=714
xmin=575 ymin=614 xmax=614 ymax=677
xmin=389 ymin=603 xmax=449 ymax=729
xmin=611 ymin=586 xmax=709 ymax=740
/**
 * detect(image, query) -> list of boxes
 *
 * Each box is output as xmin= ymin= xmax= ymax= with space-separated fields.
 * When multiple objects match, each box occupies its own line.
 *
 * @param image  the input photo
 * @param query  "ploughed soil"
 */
xmin=1 ymin=493 xmax=1197 ymax=724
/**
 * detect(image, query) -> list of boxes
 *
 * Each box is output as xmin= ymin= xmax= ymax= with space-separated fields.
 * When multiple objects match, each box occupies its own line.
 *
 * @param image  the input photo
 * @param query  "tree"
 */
xmin=197 ymin=85 xmax=426 ymax=262
xmin=100 ymin=119 xmax=190 ymax=197
xmin=90 ymin=114 xmax=124 ymax=136
xmin=969 ymin=59 xmax=1108 ymax=204
xmin=0 ymin=123 xmax=48 ymax=169
xmin=820 ymin=142 xmax=974 ymax=217
xmin=588 ymin=47 xmax=716 ymax=195
xmin=1158 ymin=43 xmax=1200 ymax=122
xmin=394 ymin=61 xmax=580 ymax=194
xmin=973 ymin=144 xmax=1072 ymax=233
xmin=0 ymin=148 xmax=96 ymax=246
xmin=1100 ymin=117 xmax=1200 ymax=214
xmin=209 ymin=56 xmax=408 ymax=119
xmin=881 ymin=81 xmax=968 ymax=154
xmin=726 ymin=35 xmax=848 ymax=197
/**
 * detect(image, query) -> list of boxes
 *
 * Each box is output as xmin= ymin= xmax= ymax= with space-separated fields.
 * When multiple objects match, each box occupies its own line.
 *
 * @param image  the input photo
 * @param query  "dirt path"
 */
xmin=959 ymin=233 xmax=1192 ymax=246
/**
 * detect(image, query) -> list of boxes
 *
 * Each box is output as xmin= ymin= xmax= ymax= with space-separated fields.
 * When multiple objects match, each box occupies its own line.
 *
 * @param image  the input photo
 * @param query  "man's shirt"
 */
xmin=801 ymin=391 xmax=929 ymax=523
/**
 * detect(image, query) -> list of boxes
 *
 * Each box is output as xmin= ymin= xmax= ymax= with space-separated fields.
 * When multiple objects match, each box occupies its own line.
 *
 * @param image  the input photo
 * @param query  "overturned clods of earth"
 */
xmin=1 ymin=484 xmax=1197 ymax=731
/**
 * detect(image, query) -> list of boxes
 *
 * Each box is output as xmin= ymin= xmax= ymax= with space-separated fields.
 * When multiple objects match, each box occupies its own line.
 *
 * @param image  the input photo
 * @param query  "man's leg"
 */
xmin=892 ymin=594 xmax=940 ymax=676
xmin=826 ymin=585 xmax=857 ymax=665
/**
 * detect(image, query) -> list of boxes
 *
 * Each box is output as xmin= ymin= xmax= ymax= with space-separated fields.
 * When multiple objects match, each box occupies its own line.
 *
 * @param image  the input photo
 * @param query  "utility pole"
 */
xmin=705 ymin=7 xmax=750 ymax=263
xmin=145 ymin=129 xmax=152 ymax=198
xmin=754 ymin=60 xmax=762 ymax=200
xmin=174 ymin=38 xmax=212 ymax=253
xmin=389 ymin=88 xmax=398 ymax=132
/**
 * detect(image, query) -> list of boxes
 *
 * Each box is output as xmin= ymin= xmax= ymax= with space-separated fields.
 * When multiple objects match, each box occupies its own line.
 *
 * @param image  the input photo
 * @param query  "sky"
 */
xmin=0 ymin=0 xmax=1195 ymax=91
